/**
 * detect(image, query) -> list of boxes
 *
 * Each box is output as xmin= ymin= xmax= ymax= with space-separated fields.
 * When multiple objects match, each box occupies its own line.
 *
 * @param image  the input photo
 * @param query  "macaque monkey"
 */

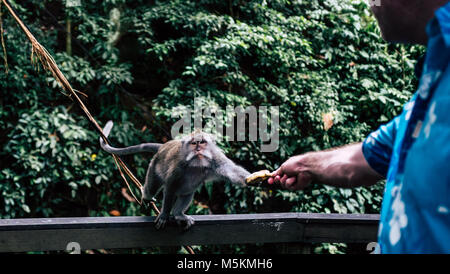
xmin=99 ymin=121 xmax=250 ymax=230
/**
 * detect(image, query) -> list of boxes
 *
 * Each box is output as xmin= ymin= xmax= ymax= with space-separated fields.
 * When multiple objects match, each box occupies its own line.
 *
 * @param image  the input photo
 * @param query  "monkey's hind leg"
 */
xmin=172 ymin=193 xmax=195 ymax=230
xmin=142 ymin=165 xmax=163 ymax=202
xmin=155 ymin=187 xmax=176 ymax=230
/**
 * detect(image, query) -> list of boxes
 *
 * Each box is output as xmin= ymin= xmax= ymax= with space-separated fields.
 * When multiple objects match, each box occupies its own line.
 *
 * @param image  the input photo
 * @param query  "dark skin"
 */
xmin=269 ymin=0 xmax=450 ymax=190
xmin=268 ymin=143 xmax=383 ymax=190
xmin=370 ymin=0 xmax=449 ymax=45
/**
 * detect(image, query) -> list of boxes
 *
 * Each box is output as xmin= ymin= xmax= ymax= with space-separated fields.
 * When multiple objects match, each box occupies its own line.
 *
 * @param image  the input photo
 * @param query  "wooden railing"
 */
xmin=0 ymin=213 xmax=379 ymax=253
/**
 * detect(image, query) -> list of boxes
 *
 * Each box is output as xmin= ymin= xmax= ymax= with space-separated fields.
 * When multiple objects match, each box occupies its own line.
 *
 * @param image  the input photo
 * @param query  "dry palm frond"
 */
xmin=1 ymin=0 xmax=143 ymax=201
xmin=0 ymin=1 xmax=9 ymax=73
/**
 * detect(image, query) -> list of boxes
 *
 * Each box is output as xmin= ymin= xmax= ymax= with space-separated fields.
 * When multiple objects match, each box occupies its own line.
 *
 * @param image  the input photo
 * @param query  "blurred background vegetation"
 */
xmin=0 ymin=0 xmax=423 ymax=253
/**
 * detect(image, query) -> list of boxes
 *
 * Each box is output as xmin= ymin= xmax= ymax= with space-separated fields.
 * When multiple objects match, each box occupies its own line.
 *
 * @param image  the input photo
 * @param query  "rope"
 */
xmin=1 ymin=0 xmax=194 ymax=254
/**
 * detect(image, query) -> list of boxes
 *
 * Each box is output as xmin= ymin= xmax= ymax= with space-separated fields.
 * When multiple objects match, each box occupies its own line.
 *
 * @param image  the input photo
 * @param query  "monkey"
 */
xmin=99 ymin=121 xmax=251 ymax=230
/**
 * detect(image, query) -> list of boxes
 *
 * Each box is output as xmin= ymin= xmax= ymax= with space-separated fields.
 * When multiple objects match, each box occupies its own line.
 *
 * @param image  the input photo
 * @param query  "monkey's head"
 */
xmin=181 ymin=132 xmax=216 ymax=168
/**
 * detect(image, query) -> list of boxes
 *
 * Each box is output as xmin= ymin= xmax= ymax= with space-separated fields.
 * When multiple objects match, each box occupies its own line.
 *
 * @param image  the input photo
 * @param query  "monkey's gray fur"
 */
xmin=99 ymin=121 xmax=250 ymax=230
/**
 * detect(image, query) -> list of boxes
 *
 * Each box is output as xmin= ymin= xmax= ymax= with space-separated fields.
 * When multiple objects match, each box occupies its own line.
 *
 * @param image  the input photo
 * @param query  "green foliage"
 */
xmin=1 ymin=105 xmax=146 ymax=218
xmin=133 ymin=0 xmax=422 ymax=221
xmin=0 ymin=0 xmax=423 ymax=253
xmin=0 ymin=0 xmax=146 ymax=220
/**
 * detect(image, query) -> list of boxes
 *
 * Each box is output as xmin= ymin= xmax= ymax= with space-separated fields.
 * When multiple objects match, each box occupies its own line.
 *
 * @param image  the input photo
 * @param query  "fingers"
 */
xmin=280 ymin=175 xmax=309 ymax=191
xmin=282 ymin=177 xmax=297 ymax=190
xmin=268 ymin=175 xmax=299 ymax=190
xmin=268 ymin=155 xmax=312 ymax=190
xmin=268 ymin=168 xmax=281 ymax=185
xmin=273 ymin=168 xmax=281 ymax=176
xmin=268 ymin=173 xmax=297 ymax=190
xmin=296 ymin=172 xmax=312 ymax=190
xmin=269 ymin=172 xmax=311 ymax=191
xmin=268 ymin=172 xmax=291 ymax=186
xmin=268 ymin=168 xmax=290 ymax=185
xmin=268 ymin=175 xmax=281 ymax=185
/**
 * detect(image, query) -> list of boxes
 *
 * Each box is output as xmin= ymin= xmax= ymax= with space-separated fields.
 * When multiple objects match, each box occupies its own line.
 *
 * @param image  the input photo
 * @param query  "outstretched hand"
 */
xmin=267 ymin=155 xmax=313 ymax=191
xmin=267 ymin=143 xmax=383 ymax=191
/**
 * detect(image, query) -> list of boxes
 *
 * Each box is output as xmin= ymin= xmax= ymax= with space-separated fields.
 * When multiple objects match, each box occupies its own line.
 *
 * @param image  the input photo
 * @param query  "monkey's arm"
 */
xmin=99 ymin=120 xmax=162 ymax=155
xmin=213 ymin=156 xmax=251 ymax=186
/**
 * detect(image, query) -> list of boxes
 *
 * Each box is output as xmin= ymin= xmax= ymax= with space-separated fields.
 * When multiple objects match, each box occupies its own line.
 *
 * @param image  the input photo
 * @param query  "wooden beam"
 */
xmin=0 ymin=213 xmax=379 ymax=253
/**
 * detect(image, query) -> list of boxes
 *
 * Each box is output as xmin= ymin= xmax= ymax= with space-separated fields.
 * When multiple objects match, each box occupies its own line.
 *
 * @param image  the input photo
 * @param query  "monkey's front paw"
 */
xmin=155 ymin=214 xmax=169 ymax=230
xmin=175 ymin=215 xmax=195 ymax=230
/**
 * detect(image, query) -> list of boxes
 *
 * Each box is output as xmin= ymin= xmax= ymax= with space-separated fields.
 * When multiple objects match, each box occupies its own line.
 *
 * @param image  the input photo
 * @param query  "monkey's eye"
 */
xmin=200 ymin=140 xmax=207 ymax=144
xmin=190 ymin=141 xmax=197 ymax=145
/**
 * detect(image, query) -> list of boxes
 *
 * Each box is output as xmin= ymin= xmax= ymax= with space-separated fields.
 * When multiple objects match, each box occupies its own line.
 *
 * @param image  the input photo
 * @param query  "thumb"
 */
xmin=269 ymin=168 xmax=282 ymax=184
xmin=273 ymin=168 xmax=281 ymax=176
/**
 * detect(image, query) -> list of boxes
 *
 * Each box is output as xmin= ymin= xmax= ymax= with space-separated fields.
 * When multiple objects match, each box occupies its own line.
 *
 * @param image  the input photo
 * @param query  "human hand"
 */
xmin=267 ymin=155 xmax=314 ymax=190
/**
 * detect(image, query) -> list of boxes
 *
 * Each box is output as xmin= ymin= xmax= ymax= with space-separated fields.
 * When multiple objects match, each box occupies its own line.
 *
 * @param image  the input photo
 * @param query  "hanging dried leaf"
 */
xmin=109 ymin=210 xmax=121 ymax=216
xmin=322 ymin=112 xmax=334 ymax=131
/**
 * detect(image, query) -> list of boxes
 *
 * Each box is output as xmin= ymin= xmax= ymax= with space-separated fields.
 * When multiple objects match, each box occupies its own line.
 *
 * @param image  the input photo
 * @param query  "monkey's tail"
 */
xmin=99 ymin=120 xmax=162 ymax=155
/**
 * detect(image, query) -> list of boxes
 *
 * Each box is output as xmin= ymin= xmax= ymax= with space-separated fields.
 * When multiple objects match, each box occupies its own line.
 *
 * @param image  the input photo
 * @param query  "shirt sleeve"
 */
xmin=362 ymin=116 xmax=401 ymax=177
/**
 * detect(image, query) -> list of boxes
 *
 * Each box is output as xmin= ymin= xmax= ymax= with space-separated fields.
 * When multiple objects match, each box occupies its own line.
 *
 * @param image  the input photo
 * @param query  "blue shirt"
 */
xmin=362 ymin=3 xmax=450 ymax=254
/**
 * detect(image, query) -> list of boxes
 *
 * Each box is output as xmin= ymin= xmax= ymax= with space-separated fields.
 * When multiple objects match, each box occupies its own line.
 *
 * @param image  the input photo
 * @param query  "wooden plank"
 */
xmin=0 ymin=213 xmax=379 ymax=253
xmin=297 ymin=213 xmax=380 ymax=243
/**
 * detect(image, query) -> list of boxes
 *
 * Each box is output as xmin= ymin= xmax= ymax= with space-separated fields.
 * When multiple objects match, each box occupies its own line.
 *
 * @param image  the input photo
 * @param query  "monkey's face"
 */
xmin=183 ymin=133 xmax=214 ymax=168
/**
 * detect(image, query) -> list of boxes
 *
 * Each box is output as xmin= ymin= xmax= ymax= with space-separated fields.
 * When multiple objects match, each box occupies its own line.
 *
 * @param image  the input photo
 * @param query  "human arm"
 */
xmin=268 ymin=143 xmax=384 ymax=190
xmin=269 ymin=111 xmax=403 ymax=190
